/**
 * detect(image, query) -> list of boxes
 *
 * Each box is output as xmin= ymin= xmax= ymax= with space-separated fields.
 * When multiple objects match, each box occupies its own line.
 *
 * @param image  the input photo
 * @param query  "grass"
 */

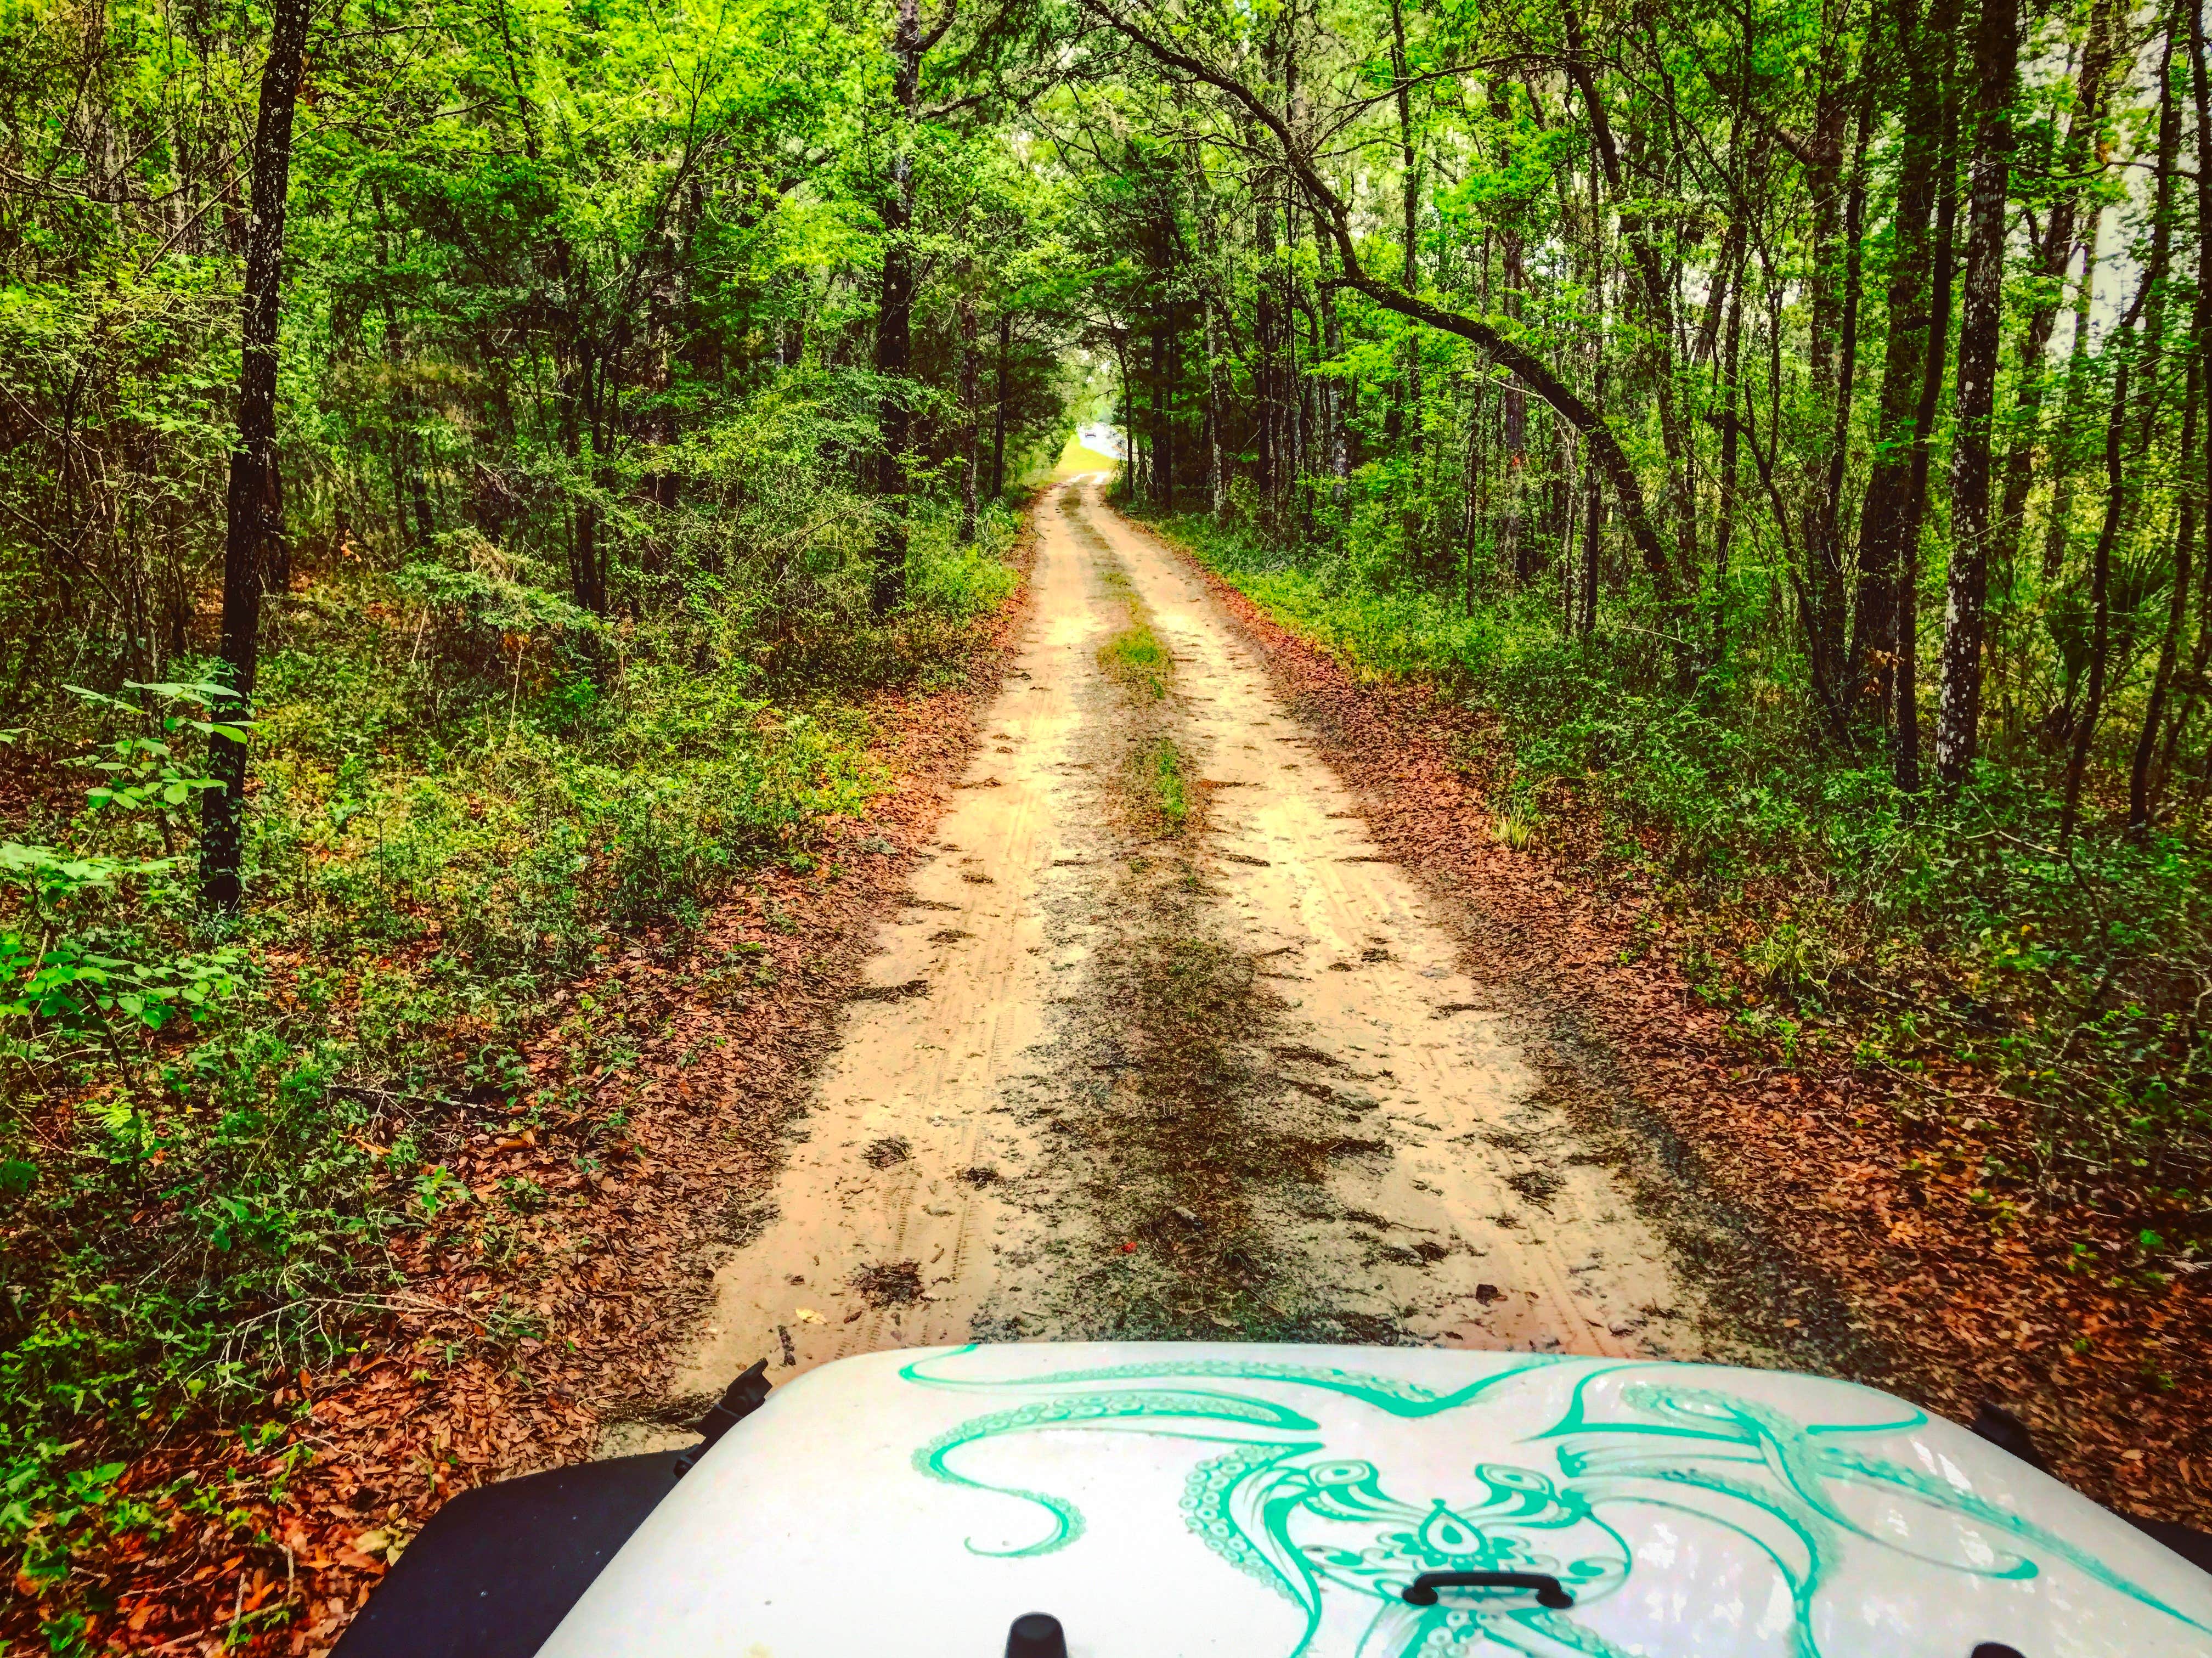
xmin=1086 ymin=546 xmax=1187 ymax=835
xmin=1050 ymin=431 xmax=1122 ymax=480
xmin=1143 ymin=738 xmax=1190 ymax=833
xmin=1095 ymin=561 xmax=1173 ymax=703
xmin=1099 ymin=621 xmax=1172 ymax=701
xmin=1490 ymin=796 xmax=1541 ymax=850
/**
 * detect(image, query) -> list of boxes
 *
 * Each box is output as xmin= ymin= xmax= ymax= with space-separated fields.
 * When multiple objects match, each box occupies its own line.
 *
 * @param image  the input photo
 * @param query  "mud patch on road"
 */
xmin=850 ymin=1260 xmax=927 ymax=1307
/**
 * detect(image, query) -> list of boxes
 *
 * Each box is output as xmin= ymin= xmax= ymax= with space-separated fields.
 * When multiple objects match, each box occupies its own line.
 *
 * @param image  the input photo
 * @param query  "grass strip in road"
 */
xmin=1094 ymin=565 xmax=1172 ymax=703
xmin=1099 ymin=622 xmax=1171 ymax=701
xmin=1144 ymin=740 xmax=1190 ymax=833
xmin=1038 ymin=491 xmax=1392 ymax=1343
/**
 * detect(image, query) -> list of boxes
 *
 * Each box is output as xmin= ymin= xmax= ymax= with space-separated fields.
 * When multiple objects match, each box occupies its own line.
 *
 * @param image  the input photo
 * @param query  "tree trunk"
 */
xmin=1205 ymin=298 xmax=1228 ymax=515
xmin=1114 ymin=333 xmax=1136 ymax=498
xmin=373 ymin=241 xmax=435 ymax=555
xmin=1814 ymin=100 xmax=1872 ymax=701
xmin=989 ymin=312 xmax=1011 ymax=500
xmin=2060 ymin=353 xmax=2129 ymax=846
xmin=2040 ymin=212 xmax=2102 ymax=583
xmin=1559 ymin=433 xmax=1580 ymax=630
xmin=1713 ymin=244 xmax=1746 ymax=664
xmin=870 ymin=0 xmax=924 ymax=614
xmin=1579 ymin=469 xmax=1601 ymax=638
xmin=1460 ymin=378 xmax=1486 ymax=605
xmin=1254 ymin=184 xmax=1279 ymax=514
xmin=572 ymin=498 xmax=605 ymax=617
xmin=2129 ymin=19 xmax=2185 ymax=465
xmin=1851 ymin=0 xmax=1950 ymax=714
xmin=1564 ymin=7 xmax=1689 ymax=592
xmin=1990 ymin=0 xmax=2120 ymax=586
xmin=1498 ymin=100 xmax=1528 ymax=581
xmin=1151 ymin=322 xmax=1172 ymax=508
xmin=640 ymin=208 xmax=683 ymax=525
xmin=1708 ymin=12 xmax=1757 ymax=663
xmin=2134 ymin=351 xmax=2199 ymax=833
xmin=1278 ymin=193 xmax=1303 ymax=532
xmin=1390 ymin=0 xmax=1421 ymax=565
xmin=1934 ymin=0 xmax=2018 ymax=787
xmin=958 ymin=287 xmax=979 ymax=544
xmin=201 ymin=0 xmax=312 ymax=912
xmin=2157 ymin=0 xmax=2212 ymax=792
xmin=385 ymin=345 xmax=436 ymax=554
xmin=1800 ymin=67 xmax=1855 ymax=687
xmin=1317 ymin=202 xmax=1348 ymax=523
xmin=1897 ymin=56 xmax=1962 ymax=799
xmin=2130 ymin=0 xmax=2209 ymax=832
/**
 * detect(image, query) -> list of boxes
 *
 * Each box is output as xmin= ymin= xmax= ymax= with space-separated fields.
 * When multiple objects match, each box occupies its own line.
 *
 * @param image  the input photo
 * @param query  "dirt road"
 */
xmin=665 ymin=478 xmax=1712 ymax=1405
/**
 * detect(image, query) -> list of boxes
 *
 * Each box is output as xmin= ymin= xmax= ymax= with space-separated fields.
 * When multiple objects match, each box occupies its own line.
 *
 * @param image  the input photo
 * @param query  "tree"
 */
xmin=2128 ymin=0 xmax=2210 ymax=832
xmin=1082 ymin=0 xmax=1685 ymax=627
xmin=200 ymin=0 xmax=315 ymax=912
xmin=1850 ymin=0 xmax=1951 ymax=721
xmin=1933 ymin=0 xmax=2017 ymax=788
xmin=870 ymin=0 xmax=960 ymax=614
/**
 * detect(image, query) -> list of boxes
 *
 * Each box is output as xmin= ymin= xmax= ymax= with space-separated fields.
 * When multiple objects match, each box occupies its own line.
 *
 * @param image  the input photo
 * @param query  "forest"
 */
xmin=2 ymin=0 xmax=2209 ymax=1644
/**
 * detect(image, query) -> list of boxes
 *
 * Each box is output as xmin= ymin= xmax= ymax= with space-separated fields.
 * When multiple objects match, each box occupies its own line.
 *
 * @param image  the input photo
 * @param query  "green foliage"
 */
xmin=0 ymin=684 xmax=251 ymax=1069
xmin=1144 ymin=737 xmax=1190 ymax=832
xmin=11 ymin=0 xmax=2206 ymax=1622
xmin=64 ymin=681 xmax=246 ymax=833
xmin=0 ymin=0 xmax=1070 ymax=1620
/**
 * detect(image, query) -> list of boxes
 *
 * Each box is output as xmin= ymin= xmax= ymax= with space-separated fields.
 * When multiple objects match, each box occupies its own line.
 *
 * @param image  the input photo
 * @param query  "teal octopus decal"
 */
xmin=901 ymin=1349 xmax=2210 ymax=1658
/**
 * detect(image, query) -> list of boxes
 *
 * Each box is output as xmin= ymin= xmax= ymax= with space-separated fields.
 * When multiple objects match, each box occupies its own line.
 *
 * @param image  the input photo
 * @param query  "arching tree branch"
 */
xmin=1076 ymin=0 xmax=1682 ymax=614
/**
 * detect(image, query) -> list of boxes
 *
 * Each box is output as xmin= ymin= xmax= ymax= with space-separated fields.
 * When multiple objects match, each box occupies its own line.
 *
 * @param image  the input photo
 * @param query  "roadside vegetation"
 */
xmin=0 ymin=499 xmax=1024 ymax=1628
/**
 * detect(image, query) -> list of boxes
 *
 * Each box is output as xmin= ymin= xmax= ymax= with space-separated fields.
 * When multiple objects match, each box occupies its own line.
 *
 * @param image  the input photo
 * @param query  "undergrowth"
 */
xmin=0 ymin=505 xmax=1021 ymax=1611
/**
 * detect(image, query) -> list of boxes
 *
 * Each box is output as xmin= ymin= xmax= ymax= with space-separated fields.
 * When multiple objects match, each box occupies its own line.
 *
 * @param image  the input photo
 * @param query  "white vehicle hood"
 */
xmin=539 ymin=1342 xmax=2212 ymax=1658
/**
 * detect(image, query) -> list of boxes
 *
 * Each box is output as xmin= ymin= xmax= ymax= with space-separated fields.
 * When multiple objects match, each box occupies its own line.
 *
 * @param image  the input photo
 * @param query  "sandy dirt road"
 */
xmin=664 ymin=478 xmax=1710 ymax=1408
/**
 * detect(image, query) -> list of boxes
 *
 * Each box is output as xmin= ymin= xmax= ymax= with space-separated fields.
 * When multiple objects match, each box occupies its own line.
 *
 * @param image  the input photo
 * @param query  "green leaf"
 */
xmin=124 ymin=679 xmax=238 ymax=706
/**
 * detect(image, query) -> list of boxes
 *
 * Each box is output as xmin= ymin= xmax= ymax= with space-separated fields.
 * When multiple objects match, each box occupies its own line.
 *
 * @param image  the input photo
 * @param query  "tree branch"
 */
xmin=1076 ymin=0 xmax=1683 ymax=616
